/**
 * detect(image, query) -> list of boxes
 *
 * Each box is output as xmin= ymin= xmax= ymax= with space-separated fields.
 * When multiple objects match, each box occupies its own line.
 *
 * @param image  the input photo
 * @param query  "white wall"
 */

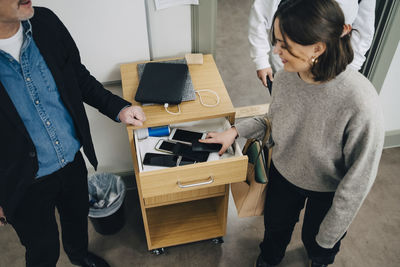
xmin=35 ymin=0 xmax=150 ymax=82
xmin=379 ymin=42 xmax=400 ymax=132
xmin=145 ymin=0 xmax=192 ymax=59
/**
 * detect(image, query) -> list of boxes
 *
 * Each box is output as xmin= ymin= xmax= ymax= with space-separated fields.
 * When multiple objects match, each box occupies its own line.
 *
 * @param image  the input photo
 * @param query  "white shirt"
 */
xmin=248 ymin=0 xmax=376 ymax=71
xmin=0 ymin=23 xmax=24 ymax=63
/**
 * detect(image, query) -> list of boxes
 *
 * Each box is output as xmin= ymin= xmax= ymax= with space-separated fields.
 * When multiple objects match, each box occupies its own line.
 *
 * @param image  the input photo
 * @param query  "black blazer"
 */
xmin=0 ymin=7 xmax=131 ymax=220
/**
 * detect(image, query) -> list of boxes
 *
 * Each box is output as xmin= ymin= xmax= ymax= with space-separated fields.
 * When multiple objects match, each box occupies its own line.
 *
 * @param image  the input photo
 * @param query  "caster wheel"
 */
xmin=212 ymin=237 xmax=224 ymax=244
xmin=151 ymin=248 xmax=166 ymax=255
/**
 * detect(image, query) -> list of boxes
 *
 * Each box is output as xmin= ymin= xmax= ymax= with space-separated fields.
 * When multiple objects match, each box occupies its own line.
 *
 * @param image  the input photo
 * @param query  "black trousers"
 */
xmin=9 ymin=152 xmax=89 ymax=267
xmin=260 ymin=162 xmax=345 ymax=265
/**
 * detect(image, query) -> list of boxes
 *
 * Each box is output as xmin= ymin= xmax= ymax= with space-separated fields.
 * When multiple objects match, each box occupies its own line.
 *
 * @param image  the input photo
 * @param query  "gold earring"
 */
xmin=311 ymin=56 xmax=318 ymax=64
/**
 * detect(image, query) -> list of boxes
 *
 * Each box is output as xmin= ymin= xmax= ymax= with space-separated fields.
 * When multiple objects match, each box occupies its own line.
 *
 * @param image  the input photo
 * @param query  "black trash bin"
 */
xmin=88 ymin=173 xmax=126 ymax=235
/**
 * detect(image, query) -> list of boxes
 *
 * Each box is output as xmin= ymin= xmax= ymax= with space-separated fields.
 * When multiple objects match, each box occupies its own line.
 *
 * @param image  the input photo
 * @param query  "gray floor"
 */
xmin=1 ymin=0 xmax=400 ymax=266
xmin=215 ymin=0 xmax=272 ymax=107
xmin=1 ymin=147 xmax=400 ymax=267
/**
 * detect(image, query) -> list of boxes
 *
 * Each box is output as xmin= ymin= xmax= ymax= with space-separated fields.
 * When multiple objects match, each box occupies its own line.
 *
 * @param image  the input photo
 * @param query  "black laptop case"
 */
xmin=135 ymin=63 xmax=188 ymax=105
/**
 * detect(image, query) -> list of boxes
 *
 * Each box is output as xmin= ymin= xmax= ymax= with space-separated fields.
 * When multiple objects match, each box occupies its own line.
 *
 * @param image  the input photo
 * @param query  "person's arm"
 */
xmin=249 ymin=0 xmax=274 ymax=70
xmin=199 ymin=113 xmax=271 ymax=155
xmin=235 ymin=115 xmax=270 ymax=141
xmin=349 ymin=0 xmax=376 ymax=70
xmin=249 ymin=0 xmax=280 ymax=84
xmin=316 ymin=106 xmax=384 ymax=248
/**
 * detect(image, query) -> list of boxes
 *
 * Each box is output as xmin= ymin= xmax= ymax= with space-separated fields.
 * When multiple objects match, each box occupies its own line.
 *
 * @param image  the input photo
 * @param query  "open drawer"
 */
xmin=133 ymin=118 xmax=248 ymax=199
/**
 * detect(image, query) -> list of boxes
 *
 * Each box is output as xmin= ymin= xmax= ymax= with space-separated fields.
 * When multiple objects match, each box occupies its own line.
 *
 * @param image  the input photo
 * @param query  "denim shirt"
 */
xmin=0 ymin=21 xmax=81 ymax=178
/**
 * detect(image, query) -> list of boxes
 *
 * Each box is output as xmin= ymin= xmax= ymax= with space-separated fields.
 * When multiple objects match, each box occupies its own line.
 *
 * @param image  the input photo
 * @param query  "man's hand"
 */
xmin=0 ymin=206 xmax=7 ymax=226
xmin=257 ymin=68 xmax=273 ymax=87
xmin=199 ymin=127 xmax=238 ymax=156
xmin=118 ymin=106 xmax=146 ymax=126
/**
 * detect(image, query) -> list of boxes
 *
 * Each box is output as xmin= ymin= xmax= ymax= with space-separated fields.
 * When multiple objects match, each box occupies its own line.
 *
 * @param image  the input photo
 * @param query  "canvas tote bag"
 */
xmin=231 ymin=118 xmax=272 ymax=217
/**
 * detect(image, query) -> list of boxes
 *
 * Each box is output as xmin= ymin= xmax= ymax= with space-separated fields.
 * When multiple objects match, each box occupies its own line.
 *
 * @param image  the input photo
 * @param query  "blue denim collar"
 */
xmin=20 ymin=20 xmax=32 ymax=52
xmin=22 ymin=20 xmax=32 ymax=38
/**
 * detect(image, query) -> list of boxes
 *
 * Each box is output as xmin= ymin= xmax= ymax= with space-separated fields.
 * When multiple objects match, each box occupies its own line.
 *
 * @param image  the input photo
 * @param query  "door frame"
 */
xmin=191 ymin=0 xmax=218 ymax=55
xmin=361 ymin=0 xmax=400 ymax=93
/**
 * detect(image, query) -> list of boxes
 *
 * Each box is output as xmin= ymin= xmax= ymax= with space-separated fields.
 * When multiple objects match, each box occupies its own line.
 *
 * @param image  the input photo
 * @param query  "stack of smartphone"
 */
xmin=143 ymin=128 xmax=222 ymax=168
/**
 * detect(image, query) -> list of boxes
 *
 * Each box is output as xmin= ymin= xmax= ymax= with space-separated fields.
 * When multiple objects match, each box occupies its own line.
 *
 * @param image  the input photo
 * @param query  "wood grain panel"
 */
xmin=146 ymin=197 xmax=225 ymax=249
xmin=144 ymin=185 xmax=226 ymax=207
xmin=120 ymin=55 xmax=236 ymax=129
xmin=235 ymin=104 xmax=270 ymax=118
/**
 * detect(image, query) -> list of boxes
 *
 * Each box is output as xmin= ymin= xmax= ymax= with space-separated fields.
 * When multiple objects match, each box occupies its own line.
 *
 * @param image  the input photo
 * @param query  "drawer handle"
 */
xmin=177 ymin=176 xmax=214 ymax=188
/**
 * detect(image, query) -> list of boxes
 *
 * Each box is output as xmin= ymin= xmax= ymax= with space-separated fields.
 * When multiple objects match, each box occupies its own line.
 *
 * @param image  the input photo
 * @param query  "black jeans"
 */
xmin=260 ymin=162 xmax=345 ymax=265
xmin=9 ymin=152 xmax=89 ymax=267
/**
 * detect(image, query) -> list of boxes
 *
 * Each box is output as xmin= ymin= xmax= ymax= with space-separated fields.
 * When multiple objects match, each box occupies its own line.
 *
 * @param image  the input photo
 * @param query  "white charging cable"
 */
xmin=164 ymin=103 xmax=181 ymax=115
xmin=195 ymin=89 xmax=220 ymax=107
xmin=163 ymin=89 xmax=219 ymax=115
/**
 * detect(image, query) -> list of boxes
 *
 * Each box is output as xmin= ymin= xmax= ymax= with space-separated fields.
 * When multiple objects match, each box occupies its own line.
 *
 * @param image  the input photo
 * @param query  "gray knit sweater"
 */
xmin=235 ymin=68 xmax=385 ymax=248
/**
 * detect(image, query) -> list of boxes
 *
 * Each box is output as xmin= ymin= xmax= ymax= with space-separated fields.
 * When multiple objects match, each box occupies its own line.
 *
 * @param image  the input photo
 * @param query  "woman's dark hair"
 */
xmin=271 ymin=0 xmax=354 ymax=82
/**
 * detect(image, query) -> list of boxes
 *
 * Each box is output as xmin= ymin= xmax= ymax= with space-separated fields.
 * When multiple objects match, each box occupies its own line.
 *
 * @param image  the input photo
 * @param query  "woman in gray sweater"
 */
xmin=200 ymin=0 xmax=384 ymax=266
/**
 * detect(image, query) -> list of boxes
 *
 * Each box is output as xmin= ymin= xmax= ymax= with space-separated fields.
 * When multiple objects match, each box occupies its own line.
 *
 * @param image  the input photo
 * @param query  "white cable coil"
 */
xmin=163 ymin=89 xmax=220 ymax=115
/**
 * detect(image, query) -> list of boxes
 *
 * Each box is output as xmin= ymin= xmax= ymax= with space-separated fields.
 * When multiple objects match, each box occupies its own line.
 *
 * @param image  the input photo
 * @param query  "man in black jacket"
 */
xmin=0 ymin=1 xmax=145 ymax=266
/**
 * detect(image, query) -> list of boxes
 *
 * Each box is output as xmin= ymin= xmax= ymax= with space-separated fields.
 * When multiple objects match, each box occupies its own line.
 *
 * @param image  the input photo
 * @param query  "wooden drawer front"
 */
xmin=144 ymin=185 xmax=226 ymax=207
xmin=140 ymin=156 xmax=247 ymax=198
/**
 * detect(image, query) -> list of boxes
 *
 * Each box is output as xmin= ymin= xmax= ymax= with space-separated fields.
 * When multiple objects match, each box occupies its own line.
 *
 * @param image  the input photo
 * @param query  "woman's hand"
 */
xmin=199 ymin=127 xmax=238 ymax=156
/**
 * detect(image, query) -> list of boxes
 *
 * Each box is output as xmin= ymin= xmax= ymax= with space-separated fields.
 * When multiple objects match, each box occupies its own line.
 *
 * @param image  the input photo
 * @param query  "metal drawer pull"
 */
xmin=177 ymin=176 xmax=214 ymax=188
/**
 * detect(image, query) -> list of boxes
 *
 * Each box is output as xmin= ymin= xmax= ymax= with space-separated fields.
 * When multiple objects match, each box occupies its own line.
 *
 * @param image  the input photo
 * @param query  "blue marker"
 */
xmin=137 ymin=125 xmax=170 ymax=140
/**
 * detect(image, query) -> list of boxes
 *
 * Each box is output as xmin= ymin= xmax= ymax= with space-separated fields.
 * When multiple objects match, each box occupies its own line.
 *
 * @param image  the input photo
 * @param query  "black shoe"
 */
xmin=254 ymin=254 xmax=276 ymax=267
xmin=72 ymin=252 xmax=110 ymax=267
xmin=310 ymin=260 xmax=328 ymax=267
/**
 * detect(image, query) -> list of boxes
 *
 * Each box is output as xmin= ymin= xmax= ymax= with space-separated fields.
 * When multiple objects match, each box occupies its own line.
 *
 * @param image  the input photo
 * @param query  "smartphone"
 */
xmin=169 ymin=128 xmax=206 ymax=144
xmin=192 ymin=140 xmax=222 ymax=152
xmin=177 ymin=156 xmax=196 ymax=166
xmin=266 ymin=75 xmax=273 ymax=94
xmin=172 ymin=142 xmax=209 ymax=162
xmin=143 ymin=153 xmax=178 ymax=167
xmin=154 ymin=139 xmax=177 ymax=154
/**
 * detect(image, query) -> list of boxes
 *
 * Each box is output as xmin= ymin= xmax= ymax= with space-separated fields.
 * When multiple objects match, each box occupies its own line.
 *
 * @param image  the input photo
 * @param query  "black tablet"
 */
xmin=135 ymin=63 xmax=188 ymax=105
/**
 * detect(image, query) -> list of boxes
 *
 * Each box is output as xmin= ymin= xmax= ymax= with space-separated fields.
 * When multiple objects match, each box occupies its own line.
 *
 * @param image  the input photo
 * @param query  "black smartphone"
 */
xmin=178 ymin=157 xmax=196 ymax=166
xmin=169 ymin=128 xmax=206 ymax=144
xmin=143 ymin=153 xmax=178 ymax=167
xmin=192 ymin=140 xmax=222 ymax=152
xmin=154 ymin=139 xmax=177 ymax=154
xmin=266 ymin=76 xmax=273 ymax=94
xmin=172 ymin=142 xmax=210 ymax=162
